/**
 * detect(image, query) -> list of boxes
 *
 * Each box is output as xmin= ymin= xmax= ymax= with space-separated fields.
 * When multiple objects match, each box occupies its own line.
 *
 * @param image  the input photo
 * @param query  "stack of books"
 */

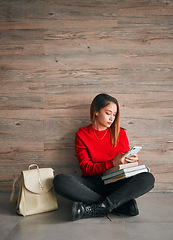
xmin=102 ymin=162 xmax=150 ymax=184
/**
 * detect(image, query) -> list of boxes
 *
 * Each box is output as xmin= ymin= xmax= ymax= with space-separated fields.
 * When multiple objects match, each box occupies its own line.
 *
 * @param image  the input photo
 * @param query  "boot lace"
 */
xmin=84 ymin=203 xmax=110 ymax=218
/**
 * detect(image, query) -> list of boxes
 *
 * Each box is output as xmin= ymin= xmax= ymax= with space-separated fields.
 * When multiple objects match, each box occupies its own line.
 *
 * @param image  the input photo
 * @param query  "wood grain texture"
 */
xmin=0 ymin=0 xmax=173 ymax=192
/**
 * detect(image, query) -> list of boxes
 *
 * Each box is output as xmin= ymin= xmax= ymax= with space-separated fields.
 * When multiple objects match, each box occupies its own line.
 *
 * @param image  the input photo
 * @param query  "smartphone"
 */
xmin=125 ymin=146 xmax=142 ymax=158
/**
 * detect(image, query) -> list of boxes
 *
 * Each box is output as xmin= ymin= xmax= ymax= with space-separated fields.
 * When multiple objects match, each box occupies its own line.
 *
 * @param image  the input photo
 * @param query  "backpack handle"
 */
xmin=28 ymin=164 xmax=39 ymax=170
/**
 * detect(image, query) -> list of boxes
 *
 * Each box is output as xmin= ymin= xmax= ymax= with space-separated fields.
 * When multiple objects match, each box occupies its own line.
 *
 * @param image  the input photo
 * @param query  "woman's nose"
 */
xmin=109 ymin=115 xmax=113 ymax=121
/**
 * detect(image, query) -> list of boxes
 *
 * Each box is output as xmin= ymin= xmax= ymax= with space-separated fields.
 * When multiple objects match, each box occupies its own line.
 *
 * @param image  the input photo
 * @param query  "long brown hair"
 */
xmin=90 ymin=93 xmax=120 ymax=147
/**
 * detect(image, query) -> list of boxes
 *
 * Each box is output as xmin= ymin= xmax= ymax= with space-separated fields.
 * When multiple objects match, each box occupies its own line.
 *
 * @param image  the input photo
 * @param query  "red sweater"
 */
xmin=75 ymin=124 xmax=130 ymax=176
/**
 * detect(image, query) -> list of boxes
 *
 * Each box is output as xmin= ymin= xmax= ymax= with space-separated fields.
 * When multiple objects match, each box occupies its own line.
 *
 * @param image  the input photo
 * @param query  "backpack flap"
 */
xmin=22 ymin=168 xmax=54 ymax=194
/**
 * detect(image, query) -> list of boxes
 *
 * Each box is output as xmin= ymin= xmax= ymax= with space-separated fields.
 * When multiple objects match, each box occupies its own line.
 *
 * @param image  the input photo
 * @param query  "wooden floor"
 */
xmin=0 ymin=0 xmax=173 ymax=192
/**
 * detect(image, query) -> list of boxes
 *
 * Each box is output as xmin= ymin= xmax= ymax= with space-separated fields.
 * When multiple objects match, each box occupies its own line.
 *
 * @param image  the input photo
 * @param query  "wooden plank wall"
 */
xmin=0 ymin=0 xmax=173 ymax=192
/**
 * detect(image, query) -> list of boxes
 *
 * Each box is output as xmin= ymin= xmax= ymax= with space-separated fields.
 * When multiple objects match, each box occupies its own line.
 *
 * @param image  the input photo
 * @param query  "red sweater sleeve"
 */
xmin=75 ymin=132 xmax=114 ymax=176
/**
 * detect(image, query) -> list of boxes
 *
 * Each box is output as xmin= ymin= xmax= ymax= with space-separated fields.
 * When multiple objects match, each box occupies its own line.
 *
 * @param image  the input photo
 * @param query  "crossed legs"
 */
xmin=53 ymin=172 xmax=155 ymax=211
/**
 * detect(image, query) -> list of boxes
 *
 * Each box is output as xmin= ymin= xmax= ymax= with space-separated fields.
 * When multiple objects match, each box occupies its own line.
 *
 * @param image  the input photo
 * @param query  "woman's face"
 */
xmin=94 ymin=102 xmax=117 ymax=131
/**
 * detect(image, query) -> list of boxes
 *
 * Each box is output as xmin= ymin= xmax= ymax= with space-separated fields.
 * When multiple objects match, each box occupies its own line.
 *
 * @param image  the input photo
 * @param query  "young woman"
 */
xmin=53 ymin=93 xmax=155 ymax=221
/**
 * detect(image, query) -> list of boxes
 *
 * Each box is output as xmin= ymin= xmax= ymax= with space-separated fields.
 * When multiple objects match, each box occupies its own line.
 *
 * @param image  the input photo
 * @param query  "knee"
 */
xmin=139 ymin=172 xmax=155 ymax=189
xmin=53 ymin=174 xmax=72 ymax=192
xmin=146 ymin=172 xmax=155 ymax=185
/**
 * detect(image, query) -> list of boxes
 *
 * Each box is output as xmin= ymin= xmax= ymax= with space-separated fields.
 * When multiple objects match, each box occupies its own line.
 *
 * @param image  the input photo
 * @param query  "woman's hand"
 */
xmin=125 ymin=153 xmax=138 ymax=163
xmin=112 ymin=152 xmax=138 ymax=166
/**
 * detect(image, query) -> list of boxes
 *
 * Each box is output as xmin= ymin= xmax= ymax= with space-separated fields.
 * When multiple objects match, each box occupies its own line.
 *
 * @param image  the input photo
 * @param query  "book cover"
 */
xmin=103 ymin=167 xmax=149 ymax=185
xmin=103 ymin=161 xmax=139 ymax=175
xmin=102 ymin=164 xmax=146 ymax=181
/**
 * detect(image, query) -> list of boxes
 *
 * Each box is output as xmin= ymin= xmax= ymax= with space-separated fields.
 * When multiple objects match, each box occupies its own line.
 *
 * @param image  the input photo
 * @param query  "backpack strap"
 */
xmin=28 ymin=164 xmax=44 ymax=190
xmin=10 ymin=175 xmax=22 ymax=204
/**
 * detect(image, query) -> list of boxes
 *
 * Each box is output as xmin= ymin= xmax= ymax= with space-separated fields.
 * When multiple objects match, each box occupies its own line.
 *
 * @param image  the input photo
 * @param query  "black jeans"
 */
xmin=53 ymin=172 xmax=155 ymax=211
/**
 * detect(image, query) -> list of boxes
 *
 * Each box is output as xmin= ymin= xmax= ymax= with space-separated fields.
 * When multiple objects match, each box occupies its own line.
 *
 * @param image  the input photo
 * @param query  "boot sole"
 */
xmin=130 ymin=199 xmax=139 ymax=216
xmin=71 ymin=202 xmax=78 ymax=221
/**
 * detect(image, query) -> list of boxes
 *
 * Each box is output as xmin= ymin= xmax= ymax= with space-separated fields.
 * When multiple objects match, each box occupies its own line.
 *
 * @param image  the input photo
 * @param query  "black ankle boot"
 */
xmin=72 ymin=201 xmax=110 ymax=221
xmin=113 ymin=199 xmax=139 ymax=216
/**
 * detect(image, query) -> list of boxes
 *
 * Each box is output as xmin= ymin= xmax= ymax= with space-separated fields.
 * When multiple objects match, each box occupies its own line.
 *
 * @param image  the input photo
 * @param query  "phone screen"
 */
xmin=125 ymin=146 xmax=142 ymax=158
